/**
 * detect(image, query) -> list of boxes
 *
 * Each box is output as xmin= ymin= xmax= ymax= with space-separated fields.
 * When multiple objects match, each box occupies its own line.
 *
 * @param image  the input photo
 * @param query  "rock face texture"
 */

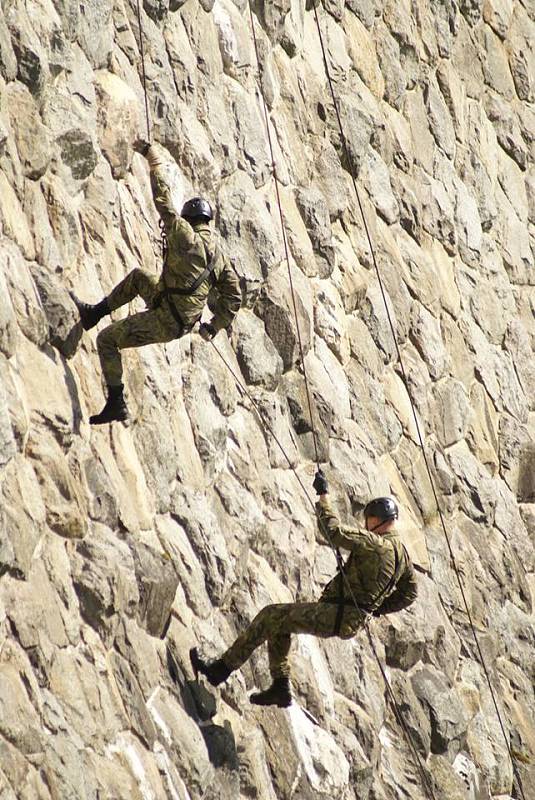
xmin=0 ymin=0 xmax=534 ymax=798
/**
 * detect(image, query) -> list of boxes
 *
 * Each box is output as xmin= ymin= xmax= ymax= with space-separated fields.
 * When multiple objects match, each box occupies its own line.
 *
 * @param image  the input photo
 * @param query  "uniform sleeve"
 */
xmin=315 ymin=498 xmax=369 ymax=551
xmin=146 ymin=145 xmax=195 ymax=251
xmin=210 ymin=258 xmax=242 ymax=332
xmin=375 ymin=562 xmax=418 ymax=614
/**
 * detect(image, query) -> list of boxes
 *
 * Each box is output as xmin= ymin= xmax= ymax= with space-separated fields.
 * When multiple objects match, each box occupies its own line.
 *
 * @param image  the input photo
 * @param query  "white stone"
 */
xmin=212 ymin=0 xmax=252 ymax=77
xmin=483 ymin=0 xmax=514 ymax=38
xmin=360 ymin=147 xmax=400 ymax=224
xmin=313 ymin=279 xmax=350 ymax=365
xmin=0 ymin=174 xmax=35 ymax=260
xmin=288 ymin=703 xmax=350 ymax=794
xmin=94 ymin=71 xmax=140 ymax=179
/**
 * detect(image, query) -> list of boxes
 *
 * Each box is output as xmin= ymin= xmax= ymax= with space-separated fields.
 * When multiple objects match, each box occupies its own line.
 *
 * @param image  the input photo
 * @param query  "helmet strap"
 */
xmin=368 ymin=519 xmax=383 ymax=532
xmin=367 ymin=517 xmax=395 ymax=532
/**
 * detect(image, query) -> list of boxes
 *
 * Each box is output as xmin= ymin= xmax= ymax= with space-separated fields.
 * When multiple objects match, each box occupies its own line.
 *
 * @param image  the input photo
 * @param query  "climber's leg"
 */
xmin=89 ymin=307 xmax=179 ymax=425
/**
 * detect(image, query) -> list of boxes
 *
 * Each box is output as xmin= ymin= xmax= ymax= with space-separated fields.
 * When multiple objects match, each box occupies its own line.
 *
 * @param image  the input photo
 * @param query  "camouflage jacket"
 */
xmin=316 ymin=499 xmax=418 ymax=615
xmin=147 ymin=145 xmax=241 ymax=331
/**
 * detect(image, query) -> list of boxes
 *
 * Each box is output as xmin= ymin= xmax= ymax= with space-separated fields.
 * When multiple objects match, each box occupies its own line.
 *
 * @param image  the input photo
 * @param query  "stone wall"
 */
xmin=0 ymin=0 xmax=534 ymax=798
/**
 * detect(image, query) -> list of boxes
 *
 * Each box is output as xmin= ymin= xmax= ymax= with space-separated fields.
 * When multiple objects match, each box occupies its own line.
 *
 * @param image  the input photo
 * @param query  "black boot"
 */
xmin=190 ymin=647 xmax=232 ymax=687
xmin=89 ymin=384 xmax=128 ymax=425
xmin=73 ymin=296 xmax=110 ymax=331
xmin=250 ymin=677 xmax=292 ymax=708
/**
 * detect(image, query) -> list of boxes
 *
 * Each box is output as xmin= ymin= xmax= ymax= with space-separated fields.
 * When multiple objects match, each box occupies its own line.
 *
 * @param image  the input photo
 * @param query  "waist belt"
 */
xmin=335 ymin=598 xmax=374 ymax=613
xmin=156 ymin=252 xmax=218 ymax=335
xmin=330 ymin=544 xmax=403 ymax=635
xmin=333 ymin=549 xmax=346 ymax=636
xmin=328 ymin=595 xmax=372 ymax=635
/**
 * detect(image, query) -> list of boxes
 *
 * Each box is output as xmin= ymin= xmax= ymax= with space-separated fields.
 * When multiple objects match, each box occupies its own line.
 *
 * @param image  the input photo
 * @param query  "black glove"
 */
xmin=313 ymin=470 xmax=328 ymax=495
xmin=134 ymin=138 xmax=151 ymax=156
xmin=199 ymin=322 xmax=216 ymax=342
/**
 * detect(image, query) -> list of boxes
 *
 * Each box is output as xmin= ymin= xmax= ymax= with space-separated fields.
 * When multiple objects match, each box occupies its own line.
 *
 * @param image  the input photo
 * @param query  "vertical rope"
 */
xmin=136 ymin=0 xmax=152 ymax=142
xmin=248 ymin=5 xmax=320 ymax=468
xmin=311 ymin=6 xmax=527 ymax=798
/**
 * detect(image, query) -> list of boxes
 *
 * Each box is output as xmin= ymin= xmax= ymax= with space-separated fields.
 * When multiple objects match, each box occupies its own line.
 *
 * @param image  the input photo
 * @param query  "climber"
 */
xmin=73 ymin=141 xmax=242 ymax=425
xmin=190 ymin=471 xmax=418 ymax=708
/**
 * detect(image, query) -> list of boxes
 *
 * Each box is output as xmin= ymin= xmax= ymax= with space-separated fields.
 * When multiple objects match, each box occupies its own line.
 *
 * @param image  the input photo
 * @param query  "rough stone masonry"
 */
xmin=0 ymin=0 xmax=534 ymax=798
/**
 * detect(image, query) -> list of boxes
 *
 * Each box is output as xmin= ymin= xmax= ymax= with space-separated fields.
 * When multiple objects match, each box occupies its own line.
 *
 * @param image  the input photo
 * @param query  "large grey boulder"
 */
xmin=232 ymin=309 xmax=283 ymax=390
xmin=5 ymin=82 xmax=50 ymax=179
xmin=128 ymin=538 xmax=179 ymax=637
xmin=411 ymin=665 xmax=468 ymax=758
xmin=0 ymin=10 xmax=17 ymax=81
xmin=72 ymin=527 xmax=140 ymax=645
xmin=6 ymin=6 xmax=50 ymax=96
xmin=95 ymin=71 xmax=139 ymax=179
xmin=29 ymin=264 xmax=82 ymax=358
xmin=296 ymin=186 xmax=336 ymax=277
xmin=0 ymin=265 xmax=17 ymax=359
xmin=0 ymin=372 xmax=16 ymax=468
xmin=0 ymin=457 xmax=45 ymax=579
xmin=170 ymin=489 xmax=236 ymax=607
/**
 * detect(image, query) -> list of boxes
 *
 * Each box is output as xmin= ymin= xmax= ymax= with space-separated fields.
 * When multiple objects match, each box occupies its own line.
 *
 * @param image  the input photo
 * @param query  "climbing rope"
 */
xmin=248 ymin=5 xmax=320 ymax=469
xmin=135 ymin=0 xmax=151 ymax=142
xmin=247 ymin=9 xmax=437 ymax=799
xmin=311 ymin=6 xmax=527 ymax=799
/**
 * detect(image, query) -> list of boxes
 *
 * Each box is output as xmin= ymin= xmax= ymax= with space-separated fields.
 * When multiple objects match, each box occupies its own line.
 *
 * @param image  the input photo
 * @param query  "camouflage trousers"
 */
xmin=221 ymin=601 xmax=365 ymax=680
xmin=97 ymin=268 xmax=184 ymax=386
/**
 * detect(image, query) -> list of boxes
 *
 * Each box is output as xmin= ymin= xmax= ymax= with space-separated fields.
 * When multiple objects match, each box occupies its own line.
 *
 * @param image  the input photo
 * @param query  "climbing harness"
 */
xmin=311 ymin=6 xmax=527 ymax=799
xmin=331 ymin=534 xmax=410 ymax=622
xmin=155 ymin=220 xmax=217 ymax=332
xmin=329 ymin=542 xmax=405 ymax=630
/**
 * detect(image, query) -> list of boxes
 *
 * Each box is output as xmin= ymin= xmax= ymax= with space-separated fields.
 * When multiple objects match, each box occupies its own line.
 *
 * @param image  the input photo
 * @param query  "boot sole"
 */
xmin=89 ymin=412 xmax=128 ymax=425
xmin=250 ymin=694 xmax=292 ymax=708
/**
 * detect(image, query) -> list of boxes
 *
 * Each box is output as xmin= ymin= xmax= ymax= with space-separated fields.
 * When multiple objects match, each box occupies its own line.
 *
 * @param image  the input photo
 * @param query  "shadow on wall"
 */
xmin=518 ymin=447 xmax=535 ymax=502
xmin=166 ymin=646 xmax=239 ymax=772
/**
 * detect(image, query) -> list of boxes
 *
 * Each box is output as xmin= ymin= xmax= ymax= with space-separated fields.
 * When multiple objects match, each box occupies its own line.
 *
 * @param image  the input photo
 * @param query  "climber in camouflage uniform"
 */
xmin=74 ymin=141 xmax=241 ymax=425
xmin=191 ymin=471 xmax=418 ymax=707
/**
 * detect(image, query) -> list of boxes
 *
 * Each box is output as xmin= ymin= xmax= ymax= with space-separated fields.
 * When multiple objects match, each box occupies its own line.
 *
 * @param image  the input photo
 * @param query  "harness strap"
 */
xmin=332 ymin=543 xmax=407 ymax=634
xmin=368 ymin=545 xmax=405 ymax=614
xmin=164 ymin=252 xmax=218 ymax=296
xmin=155 ymin=235 xmax=218 ymax=333
xmin=162 ymin=290 xmax=186 ymax=335
xmin=333 ymin=548 xmax=346 ymax=636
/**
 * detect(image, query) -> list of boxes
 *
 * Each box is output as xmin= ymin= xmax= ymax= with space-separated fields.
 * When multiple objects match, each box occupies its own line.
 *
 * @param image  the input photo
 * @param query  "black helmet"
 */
xmin=363 ymin=497 xmax=398 ymax=522
xmin=181 ymin=197 xmax=213 ymax=223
